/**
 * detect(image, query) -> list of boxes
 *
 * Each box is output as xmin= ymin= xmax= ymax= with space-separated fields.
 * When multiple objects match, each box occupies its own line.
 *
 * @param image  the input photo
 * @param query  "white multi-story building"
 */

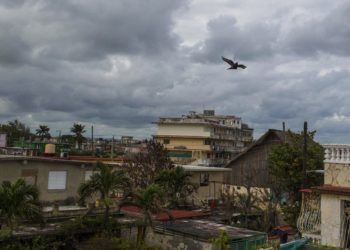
xmin=154 ymin=110 xmax=253 ymax=167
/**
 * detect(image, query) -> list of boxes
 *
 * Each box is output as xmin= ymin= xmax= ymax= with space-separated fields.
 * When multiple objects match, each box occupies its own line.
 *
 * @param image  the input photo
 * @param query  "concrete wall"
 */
xmin=0 ymin=159 xmax=226 ymax=206
xmin=188 ymin=171 xmax=225 ymax=204
xmin=157 ymin=124 xmax=210 ymax=137
xmin=321 ymin=194 xmax=345 ymax=247
xmin=324 ymin=163 xmax=350 ymax=187
xmin=0 ymin=160 xmax=93 ymax=202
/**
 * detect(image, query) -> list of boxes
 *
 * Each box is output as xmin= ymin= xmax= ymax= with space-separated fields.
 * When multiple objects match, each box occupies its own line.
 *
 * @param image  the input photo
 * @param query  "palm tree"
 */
xmin=0 ymin=120 xmax=31 ymax=146
xmin=119 ymin=184 xmax=171 ymax=245
xmin=35 ymin=125 xmax=51 ymax=141
xmin=156 ymin=166 xmax=197 ymax=207
xmin=0 ymin=179 xmax=41 ymax=230
xmin=78 ymin=162 xmax=130 ymax=225
xmin=70 ymin=123 xmax=86 ymax=150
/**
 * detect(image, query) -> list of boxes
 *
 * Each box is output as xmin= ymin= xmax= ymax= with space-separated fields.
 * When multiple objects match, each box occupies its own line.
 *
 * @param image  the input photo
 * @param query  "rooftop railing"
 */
xmin=323 ymin=144 xmax=350 ymax=163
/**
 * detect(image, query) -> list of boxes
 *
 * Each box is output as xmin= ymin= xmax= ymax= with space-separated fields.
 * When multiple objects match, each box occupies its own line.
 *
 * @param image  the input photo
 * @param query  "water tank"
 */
xmin=45 ymin=144 xmax=56 ymax=155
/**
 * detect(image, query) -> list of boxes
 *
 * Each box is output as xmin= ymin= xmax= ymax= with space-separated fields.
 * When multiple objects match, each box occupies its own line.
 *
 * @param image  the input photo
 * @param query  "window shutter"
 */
xmin=48 ymin=171 xmax=67 ymax=190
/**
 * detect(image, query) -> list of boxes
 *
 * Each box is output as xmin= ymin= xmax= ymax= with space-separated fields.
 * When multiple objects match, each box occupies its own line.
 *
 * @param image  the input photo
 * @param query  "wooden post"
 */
xmin=111 ymin=136 xmax=114 ymax=161
xmin=303 ymin=121 xmax=308 ymax=188
xmin=91 ymin=125 xmax=94 ymax=156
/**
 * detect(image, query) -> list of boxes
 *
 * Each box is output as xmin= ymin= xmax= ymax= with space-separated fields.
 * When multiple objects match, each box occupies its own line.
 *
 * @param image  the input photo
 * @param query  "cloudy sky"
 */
xmin=1 ymin=0 xmax=350 ymax=142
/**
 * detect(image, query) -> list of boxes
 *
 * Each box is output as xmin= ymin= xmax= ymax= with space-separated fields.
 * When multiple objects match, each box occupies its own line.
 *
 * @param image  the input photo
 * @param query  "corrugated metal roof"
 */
xmin=225 ymin=129 xmax=286 ymax=167
xmin=120 ymin=206 xmax=211 ymax=221
xmin=161 ymin=219 xmax=265 ymax=241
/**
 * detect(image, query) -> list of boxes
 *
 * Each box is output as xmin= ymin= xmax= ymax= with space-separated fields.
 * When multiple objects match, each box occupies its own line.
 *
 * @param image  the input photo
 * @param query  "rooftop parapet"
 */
xmin=323 ymin=144 xmax=350 ymax=163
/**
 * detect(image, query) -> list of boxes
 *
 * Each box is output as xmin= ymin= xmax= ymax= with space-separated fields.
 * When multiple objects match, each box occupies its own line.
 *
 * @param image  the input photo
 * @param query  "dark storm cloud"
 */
xmin=0 ymin=25 xmax=31 ymax=66
xmin=34 ymin=0 xmax=184 ymax=62
xmin=284 ymin=2 xmax=350 ymax=56
xmin=0 ymin=0 xmax=26 ymax=8
xmin=0 ymin=0 xmax=188 ymax=133
xmin=191 ymin=15 xmax=277 ymax=63
xmin=1 ymin=0 xmax=350 ymax=142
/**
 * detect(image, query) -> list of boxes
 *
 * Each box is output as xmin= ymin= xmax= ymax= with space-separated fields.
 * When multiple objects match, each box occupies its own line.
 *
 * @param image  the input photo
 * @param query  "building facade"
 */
xmin=181 ymin=165 xmax=231 ymax=205
xmin=311 ymin=144 xmax=350 ymax=248
xmin=0 ymin=156 xmax=97 ymax=202
xmin=0 ymin=156 xmax=229 ymax=207
xmin=154 ymin=110 xmax=253 ymax=167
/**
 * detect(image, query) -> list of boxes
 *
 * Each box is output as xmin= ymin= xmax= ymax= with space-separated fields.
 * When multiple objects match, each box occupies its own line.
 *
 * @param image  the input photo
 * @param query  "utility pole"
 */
xmin=302 ymin=121 xmax=308 ymax=188
xmin=282 ymin=121 xmax=286 ymax=142
xmin=111 ymin=136 xmax=114 ymax=161
xmin=91 ymin=126 xmax=94 ymax=156
xmin=56 ymin=130 xmax=61 ymax=143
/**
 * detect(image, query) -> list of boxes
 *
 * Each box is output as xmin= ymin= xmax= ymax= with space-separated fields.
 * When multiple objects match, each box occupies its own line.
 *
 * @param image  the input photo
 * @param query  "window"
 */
xmin=163 ymin=138 xmax=170 ymax=144
xmin=21 ymin=169 xmax=38 ymax=186
xmin=200 ymin=173 xmax=209 ymax=186
xmin=48 ymin=171 xmax=67 ymax=190
xmin=85 ymin=170 xmax=94 ymax=181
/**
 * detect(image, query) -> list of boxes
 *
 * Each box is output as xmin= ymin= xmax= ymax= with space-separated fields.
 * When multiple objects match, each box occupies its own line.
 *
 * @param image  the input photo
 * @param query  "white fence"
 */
xmin=323 ymin=144 xmax=350 ymax=163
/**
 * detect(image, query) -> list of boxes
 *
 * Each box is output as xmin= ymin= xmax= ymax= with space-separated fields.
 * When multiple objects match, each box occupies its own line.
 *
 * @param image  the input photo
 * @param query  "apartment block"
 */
xmin=154 ymin=110 xmax=253 ymax=167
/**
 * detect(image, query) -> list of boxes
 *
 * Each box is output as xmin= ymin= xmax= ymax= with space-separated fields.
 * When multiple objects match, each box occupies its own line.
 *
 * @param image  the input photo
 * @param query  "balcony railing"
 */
xmin=323 ymin=144 xmax=350 ymax=163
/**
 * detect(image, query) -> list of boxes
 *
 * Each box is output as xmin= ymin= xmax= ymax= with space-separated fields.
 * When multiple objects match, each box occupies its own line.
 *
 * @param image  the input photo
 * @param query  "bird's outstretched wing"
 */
xmin=237 ymin=64 xmax=247 ymax=69
xmin=222 ymin=56 xmax=234 ymax=66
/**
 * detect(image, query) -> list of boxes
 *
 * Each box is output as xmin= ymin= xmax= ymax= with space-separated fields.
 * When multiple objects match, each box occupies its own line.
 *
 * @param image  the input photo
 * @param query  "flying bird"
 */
xmin=222 ymin=56 xmax=247 ymax=70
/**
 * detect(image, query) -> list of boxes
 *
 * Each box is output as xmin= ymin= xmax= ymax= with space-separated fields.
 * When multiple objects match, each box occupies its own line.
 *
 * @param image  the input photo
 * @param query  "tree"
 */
xmin=209 ymin=230 xmax=229 ymax=250
xmin=71 ymin=123 xmax=86 ymax=150
xmin=119 ymin=184 xmax=171 ymax=245
xmin=0 ymin=179 xmax=42 ymax=230
xmin=221 ymin=166 xmax=280 ymax=231
xmin=156 ymin=166 xmax=197 ymax=208
xmin=268 ymin=130 xmax=324 ymax=226
xmin=230 ymin=169 xmax=266 ymax=230
xmin=0 ymin=120 xmax=32 ymax=146
xmin=78 ymin=162 xmax=130 ymax=225
xmin=124 ymin=140 xmax=174 ymax=189
xmin=35 ymin=125 xmax=51 ymax=141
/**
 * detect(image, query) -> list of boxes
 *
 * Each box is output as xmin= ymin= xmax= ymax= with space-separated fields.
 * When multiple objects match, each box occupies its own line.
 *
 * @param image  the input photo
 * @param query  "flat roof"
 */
xmin=179 ymin=165 xmax=231 ymax=172
xmin=0 ymin=155 xmax=123 ymax=167
xmin=160 ymin=219 xmax=265 ymax=241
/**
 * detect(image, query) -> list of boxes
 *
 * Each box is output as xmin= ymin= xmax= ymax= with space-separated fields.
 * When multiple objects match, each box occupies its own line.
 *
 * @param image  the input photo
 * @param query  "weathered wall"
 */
xmin=0 ymin=160 xmax=93 ymax=202
xmin=189 ymin=171 xmax=225 ymax=204
xmin=324 ymin=163 xmax=350 ymax=187
xmin=162 ymin=138 xmax=210 ymax=151
xmin=157 ymin=124 xmax=210 ymax=137
xmin=321 ymin=194 xmax=343 ymax=247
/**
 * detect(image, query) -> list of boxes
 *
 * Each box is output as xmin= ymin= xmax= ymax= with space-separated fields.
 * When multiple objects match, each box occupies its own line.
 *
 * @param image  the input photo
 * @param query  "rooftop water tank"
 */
xmin=45 ymin=144 xmax=56 ymax=155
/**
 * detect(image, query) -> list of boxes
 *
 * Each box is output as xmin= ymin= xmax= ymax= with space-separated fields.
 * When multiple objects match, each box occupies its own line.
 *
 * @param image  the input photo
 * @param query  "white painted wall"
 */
xmin=321 ymin=194 xmax=343 ymax=247
xmin=157 ymin=124 xmax=211 ymax=137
